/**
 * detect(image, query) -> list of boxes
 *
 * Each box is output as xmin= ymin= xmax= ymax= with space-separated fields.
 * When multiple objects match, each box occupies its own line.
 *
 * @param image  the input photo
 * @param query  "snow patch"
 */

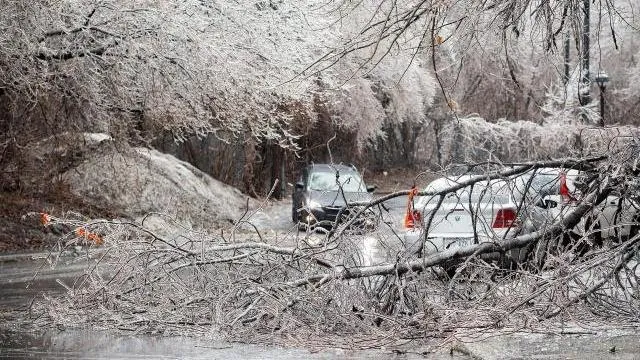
xmin=63 ymin=147 xmax=252 ymax=229
xmin=82 ymin=133 xmax=112 ymax=146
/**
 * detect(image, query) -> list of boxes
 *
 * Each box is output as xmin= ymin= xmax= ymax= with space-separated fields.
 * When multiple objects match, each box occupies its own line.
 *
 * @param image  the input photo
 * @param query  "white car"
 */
xmin=402 ymin=168 xmax=639 ymax=269
xmin=402 ymin=174 xmax=541 ymax=266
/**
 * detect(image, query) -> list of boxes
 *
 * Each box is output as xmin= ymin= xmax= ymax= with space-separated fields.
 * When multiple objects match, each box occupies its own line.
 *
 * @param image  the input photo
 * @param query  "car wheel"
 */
xmin=532 ymin=237 xmax=551 ymax=271
xmin=292 ymin=204 xmax=299 ymax=223
xmin=516 ymin=239 xmax=549 ymax=272
xmin=442 ymin=260 xmax=460 ymax=279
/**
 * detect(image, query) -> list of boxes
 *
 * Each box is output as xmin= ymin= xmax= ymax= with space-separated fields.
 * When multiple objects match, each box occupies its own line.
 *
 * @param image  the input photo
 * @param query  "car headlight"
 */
xmin=306 ymin=199 xmax=322 ymax=209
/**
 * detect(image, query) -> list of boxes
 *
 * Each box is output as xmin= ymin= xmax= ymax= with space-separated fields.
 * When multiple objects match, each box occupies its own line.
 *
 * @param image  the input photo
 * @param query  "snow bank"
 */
xmin=63 ymin=146 xmax=251 ymax=229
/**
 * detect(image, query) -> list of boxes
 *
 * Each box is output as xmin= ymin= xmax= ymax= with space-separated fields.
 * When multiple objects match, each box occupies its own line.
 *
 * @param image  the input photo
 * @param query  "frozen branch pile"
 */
xmin=29 ymin=142 xmax=640 ymax=346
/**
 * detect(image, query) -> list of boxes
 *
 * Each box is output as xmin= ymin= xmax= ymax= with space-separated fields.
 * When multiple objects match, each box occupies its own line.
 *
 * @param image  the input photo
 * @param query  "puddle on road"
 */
xmin=2 ymin=326 xmax=638 ymax=360
xmin=0 ymin=328 xmax=448 ymax=359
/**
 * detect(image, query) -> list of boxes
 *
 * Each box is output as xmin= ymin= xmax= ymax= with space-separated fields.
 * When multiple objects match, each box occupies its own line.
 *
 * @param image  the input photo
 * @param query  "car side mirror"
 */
xmin=366 ymin=185 xmax=377 ymax=193
xmin=537 ymin=198 xmax=558 ymax=209
xmin=295 ymin=182 xmax=304 ymax=190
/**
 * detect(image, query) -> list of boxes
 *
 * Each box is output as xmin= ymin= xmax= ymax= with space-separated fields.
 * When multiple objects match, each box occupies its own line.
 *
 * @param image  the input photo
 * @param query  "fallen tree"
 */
xmin=26 ymin=144 xmax=640 ymax=348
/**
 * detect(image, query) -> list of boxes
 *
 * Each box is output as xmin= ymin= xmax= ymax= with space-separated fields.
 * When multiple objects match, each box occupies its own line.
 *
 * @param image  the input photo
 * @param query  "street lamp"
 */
xmin=595 ymin=70 xmax=609 ymax=127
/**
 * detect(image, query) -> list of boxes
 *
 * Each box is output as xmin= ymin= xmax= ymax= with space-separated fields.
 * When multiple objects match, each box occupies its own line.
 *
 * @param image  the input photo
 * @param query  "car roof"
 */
xmin=305 ymin=163 xmax=359 ymax=173
xmin=526 ymin=167 xmax=581 ymax=177
xmin=425 ymin=175 xmax=502 ymax=191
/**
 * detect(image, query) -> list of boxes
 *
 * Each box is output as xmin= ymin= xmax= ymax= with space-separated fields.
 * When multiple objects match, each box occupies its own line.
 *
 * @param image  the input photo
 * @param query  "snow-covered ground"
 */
xmin=62 ymin=140 xmax=255 ymax=230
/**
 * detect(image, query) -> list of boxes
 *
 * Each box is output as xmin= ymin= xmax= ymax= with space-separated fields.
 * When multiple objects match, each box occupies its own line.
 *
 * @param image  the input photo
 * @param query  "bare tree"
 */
xmin=1 ymin=1 xmax=324 ymax=142
xmin=310 ymin=0 xmax=640 ymax=126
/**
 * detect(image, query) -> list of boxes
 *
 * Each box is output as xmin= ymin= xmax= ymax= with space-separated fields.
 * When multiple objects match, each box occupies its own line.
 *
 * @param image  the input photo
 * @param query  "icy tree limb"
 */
xmin=543 ymin=236 xmax=640 ymax=319
xmin=337 ymin=157 xmax=606 ymax=240
xmin=267 ymin=186 xmax=613 ymax=292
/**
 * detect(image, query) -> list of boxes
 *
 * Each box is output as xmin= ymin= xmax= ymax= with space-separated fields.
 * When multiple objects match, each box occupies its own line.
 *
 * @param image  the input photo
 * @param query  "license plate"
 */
xmin=445 ymin=237 xmax=473 ymax=249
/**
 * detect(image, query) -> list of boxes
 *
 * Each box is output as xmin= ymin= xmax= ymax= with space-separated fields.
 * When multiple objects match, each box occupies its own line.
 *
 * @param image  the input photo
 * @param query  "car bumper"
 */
xmin=301 ymin=207 xmax=377 ymax=229
xmin=300 ymin=207 xmax=341 ymax=224
xmin=402 ymin=229 xmax=514 ymax=256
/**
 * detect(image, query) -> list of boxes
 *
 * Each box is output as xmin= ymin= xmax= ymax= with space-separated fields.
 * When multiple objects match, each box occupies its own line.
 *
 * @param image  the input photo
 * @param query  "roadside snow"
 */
xmin=63 ymin=147 xmax=252 ymax=229
xmin=83 ymin=133 xmax=112 ymax=145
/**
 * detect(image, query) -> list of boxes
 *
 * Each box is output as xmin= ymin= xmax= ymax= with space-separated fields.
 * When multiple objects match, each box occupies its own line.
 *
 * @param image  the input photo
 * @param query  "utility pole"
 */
xmin=564 ymin=32 xmax=570 ymax=84
xmin=280 ymin=153 xmax=286 ymax=198
xmin=579 ymin=0 xmax=591 ymax=110
xmin=595 ymin=71 xmax=609 ymax=127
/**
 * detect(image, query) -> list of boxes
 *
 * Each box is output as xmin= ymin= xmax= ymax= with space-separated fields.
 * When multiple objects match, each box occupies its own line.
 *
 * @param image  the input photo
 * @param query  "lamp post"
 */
xmin=578 ymin=0 xmax=591 ymax=109
xmin=595 ymin=70 xmax=609 ymax=127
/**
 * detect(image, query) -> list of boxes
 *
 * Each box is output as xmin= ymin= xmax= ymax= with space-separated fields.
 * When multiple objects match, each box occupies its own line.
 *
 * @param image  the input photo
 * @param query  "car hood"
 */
xmin=307 ymin=190 xmax=372 ymax=207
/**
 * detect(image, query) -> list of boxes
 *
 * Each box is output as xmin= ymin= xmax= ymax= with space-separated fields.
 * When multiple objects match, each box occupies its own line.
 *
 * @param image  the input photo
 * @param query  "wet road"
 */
xmin=2 ymin=197 xmax=640 ymax=359
xmin=246 ymin=194 xmax=408 ymax=234
xmin=0 ymin=328 xmax=440 ymax=360
xmin=0 ymin=251 xmax=97 ymax=309
xmin=0 ymin=253 xmax=455 ymax=360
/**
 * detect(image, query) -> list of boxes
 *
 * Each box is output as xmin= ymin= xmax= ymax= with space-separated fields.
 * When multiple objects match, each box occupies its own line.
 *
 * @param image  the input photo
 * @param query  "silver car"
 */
xmin=292 ymin=164 xmax=375 ymax=228
xmin=403 ymin=168 xmax=639 ymax=268
xmin=403 ymin=174 xmax=539 ymax=262
xmin=530 ymin=168 xmax=640 ymax=245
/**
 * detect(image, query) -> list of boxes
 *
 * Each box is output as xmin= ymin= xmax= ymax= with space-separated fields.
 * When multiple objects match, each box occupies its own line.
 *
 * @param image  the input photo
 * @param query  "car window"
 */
xmin=420 ymin=177 xmax=511 ymax=206
xmin=515 ymin=169 xmax=582 ymax=199
xmin=308 ymin=171 xmax=365 ymax=192
xmin=525 ymin=174 xmax=561 ymax=198
xmin=447 ymin=182 xmax=511 ymax=204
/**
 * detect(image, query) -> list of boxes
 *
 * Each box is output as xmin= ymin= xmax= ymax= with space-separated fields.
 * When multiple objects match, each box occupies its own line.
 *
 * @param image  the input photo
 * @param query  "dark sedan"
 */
xmin=292 ymin=164 xmax=375 ymax=227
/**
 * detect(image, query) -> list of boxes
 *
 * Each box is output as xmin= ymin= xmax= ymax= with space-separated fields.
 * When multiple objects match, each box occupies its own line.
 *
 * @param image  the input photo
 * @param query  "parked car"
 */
xmin=402 ymin=168 xmax=640 ymax=271
xmin=529 ymin=168 xmax=640 ymax=245
xmin=292 ymin=164 xmax=376 ymax=228
xmin=402 ymin=174 xmax=540 ymax=267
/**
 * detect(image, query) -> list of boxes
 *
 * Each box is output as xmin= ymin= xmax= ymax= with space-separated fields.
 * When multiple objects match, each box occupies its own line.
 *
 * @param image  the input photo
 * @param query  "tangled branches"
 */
xmin=32 ymin=146 xmax=640 ymax=347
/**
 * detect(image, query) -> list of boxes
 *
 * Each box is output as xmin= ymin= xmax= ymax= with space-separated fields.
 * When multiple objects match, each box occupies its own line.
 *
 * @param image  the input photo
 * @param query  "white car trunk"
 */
xmin=403 ymin=174 xmax=541 ymax=257
xmin=414 ymin=176 xmax=520 ymax=246
xmin=423 ymin=201 xmax=508 ymax=239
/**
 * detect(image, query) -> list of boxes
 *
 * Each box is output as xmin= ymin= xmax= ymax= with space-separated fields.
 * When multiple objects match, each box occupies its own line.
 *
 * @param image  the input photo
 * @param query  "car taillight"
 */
xmin=559 ymin=172 xmax=573 ymax=203
xmin=492 ymin=208 xmax=519 ymax=228
xmin=404 ymin=210 xmax=422 ymax=229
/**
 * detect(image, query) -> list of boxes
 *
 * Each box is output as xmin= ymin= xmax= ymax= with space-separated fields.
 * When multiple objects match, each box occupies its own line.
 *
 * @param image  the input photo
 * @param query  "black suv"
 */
xmin=292 ymin=164 xmax=375 ymax=226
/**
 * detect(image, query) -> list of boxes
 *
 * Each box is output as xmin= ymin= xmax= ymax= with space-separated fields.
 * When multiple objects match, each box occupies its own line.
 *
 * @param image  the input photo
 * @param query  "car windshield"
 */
xmin=514 ymin=169 xmax=582 ymax=199
xmin=308 ymin=171 xmax=365 ymax=192
xmin=420 ymin=176 xmax=512 ymax=205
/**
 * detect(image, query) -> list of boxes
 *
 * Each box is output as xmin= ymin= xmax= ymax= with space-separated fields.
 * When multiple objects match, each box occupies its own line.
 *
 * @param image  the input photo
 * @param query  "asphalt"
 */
xmin=0 ymin=249 xmax=103 ymax=309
